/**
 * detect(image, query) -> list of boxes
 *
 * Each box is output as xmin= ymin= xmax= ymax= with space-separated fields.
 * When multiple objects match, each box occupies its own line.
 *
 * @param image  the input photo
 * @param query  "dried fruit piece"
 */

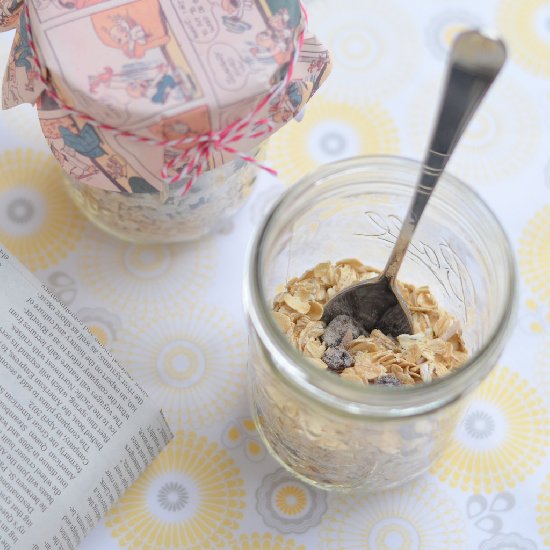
xmin=375 ymin=374 xmax=402 ymax=386
xmin=322 ymin=347 xmax=354 ymax=373
xmin=323 ymin=315 xmax=364 ymax=347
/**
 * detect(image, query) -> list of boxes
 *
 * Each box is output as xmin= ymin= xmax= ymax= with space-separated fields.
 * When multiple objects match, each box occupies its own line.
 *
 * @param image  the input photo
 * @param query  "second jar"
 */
xmin=62 ymin=146 xmax=265 ymax=243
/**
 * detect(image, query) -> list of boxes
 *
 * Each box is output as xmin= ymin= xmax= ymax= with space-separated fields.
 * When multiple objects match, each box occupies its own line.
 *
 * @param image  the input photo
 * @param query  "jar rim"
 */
xmin=244 ymin=155 xmax=518 ymax=418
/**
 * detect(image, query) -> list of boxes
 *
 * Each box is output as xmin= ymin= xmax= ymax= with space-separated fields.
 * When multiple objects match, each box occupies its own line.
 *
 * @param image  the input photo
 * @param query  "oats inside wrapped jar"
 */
xmin=272 ymin=259 xmax=469 ymax=386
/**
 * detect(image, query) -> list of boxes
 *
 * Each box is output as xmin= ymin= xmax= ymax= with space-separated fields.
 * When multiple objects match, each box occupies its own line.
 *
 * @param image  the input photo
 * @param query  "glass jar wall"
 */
xmin=63 ymin=148 xmax=264 ymax=243
xmin=244 ymin=156 xmax=516 ymax=492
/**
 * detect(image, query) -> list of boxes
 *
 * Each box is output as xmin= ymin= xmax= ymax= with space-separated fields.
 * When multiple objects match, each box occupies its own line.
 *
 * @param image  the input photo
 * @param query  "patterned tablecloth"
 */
xmin=0 ymin=0 xmax=549 ymax=548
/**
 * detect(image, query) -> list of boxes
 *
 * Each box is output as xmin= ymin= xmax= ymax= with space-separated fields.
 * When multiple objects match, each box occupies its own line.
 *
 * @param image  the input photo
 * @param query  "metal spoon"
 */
xmin=321 ymin=30 xmax=507 ymax=337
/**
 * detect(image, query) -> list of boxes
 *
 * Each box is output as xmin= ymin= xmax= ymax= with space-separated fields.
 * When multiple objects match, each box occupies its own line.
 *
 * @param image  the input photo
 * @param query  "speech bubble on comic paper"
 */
xmin=207 ymin=43 xmax=249 ymax=91
xmin=173 ymin=0 xmax=220 ymax=44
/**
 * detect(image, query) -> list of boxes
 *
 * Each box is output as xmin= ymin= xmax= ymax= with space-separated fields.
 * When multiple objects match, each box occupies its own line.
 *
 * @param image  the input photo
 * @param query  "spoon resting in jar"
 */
xmin=321 ymin=30 xmax=507 ymax=337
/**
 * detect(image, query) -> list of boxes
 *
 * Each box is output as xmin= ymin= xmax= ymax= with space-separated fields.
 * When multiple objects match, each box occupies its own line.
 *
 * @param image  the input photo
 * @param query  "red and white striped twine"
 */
xmin=23 ymin=1 xmax=308 ymax=193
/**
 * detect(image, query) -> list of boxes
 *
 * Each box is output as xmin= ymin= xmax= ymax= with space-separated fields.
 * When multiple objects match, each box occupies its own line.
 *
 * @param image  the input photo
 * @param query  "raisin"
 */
xmin=323 ymin=315 xmax=364 ymax=347
xmin=375 ymin=374 xmax=402 ymax=387
xmin=322 ymin=346 xmax=354 ymax=373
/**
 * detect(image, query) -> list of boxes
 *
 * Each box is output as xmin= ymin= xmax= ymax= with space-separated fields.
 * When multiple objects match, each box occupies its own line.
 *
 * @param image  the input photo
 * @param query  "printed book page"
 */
xmin=0 ymin=244 xmax=173 ymax=550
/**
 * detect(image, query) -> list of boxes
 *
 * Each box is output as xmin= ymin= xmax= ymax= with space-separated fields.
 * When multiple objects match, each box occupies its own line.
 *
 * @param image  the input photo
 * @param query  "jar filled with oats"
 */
xmin=58 ymin=145 xmax=266 ymax=243
xmin=244 ymin=156 xmax=516 ymax=492
xmin=0 ymin=0 xmax=330 ymax=242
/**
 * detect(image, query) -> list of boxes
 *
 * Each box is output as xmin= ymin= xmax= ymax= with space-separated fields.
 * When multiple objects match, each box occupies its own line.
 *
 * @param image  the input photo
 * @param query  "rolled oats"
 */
xmin=63 ymin=149 xmax=260 ymax=242
xmin=272 ymin=259 xmax=468 ymax=386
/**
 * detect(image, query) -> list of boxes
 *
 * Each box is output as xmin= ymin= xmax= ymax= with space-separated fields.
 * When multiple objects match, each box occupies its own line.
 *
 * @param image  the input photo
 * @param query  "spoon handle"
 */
xmin=384 ymin=30 xmax=507 ymax=282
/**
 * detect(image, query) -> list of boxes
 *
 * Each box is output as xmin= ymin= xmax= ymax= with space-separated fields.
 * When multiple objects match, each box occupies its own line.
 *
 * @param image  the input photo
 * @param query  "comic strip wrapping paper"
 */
xmin=0 ymin=0 xmax=330 ymax=192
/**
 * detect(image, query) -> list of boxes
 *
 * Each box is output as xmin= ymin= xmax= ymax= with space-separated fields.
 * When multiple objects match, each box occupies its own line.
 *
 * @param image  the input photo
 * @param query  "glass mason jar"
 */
xmin=244 ymin=155 xmax=516 ymax=492
xmin=62 ymin=147 xmax=265 ymax=243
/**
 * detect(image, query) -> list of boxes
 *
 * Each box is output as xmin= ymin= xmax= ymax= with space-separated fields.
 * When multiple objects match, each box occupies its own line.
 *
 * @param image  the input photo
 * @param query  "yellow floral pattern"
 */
xmin=112 ymin=307 xmax=246 ymax=429
xmin=319 ymin=478 xmax=466 ymax=549
xmin=497 ymin=0 xmax=550 ymax=77
xmin=256 ymin=469 xmax=327 ymax=533
xmin=307 ymin=0 xmax=419 ymax=103
xmin=222 ymin=417 xmax=266 ymax=462
xmin=408 ymin=79 xmax=541 ymax=184
xmin=230 ymin=532 xmax=305 ymax=550
xmin=0 ymin=149 xmax=85 ymax=270
xmin=78 ymin=226 xmax=215 ymax=316
xmin=519 ymin=206 xmax=550 ymax=306
xmin=106 ymin=431 xmax=245 ymax=549
xmin=538 ymin=474 xmax=550 ymax=546
xmin=431 ymin=367 xmax=549 ymax=493
xmin=268 ymin=96 xmax=399 ymax=185
xmin=275 ymin=485 xmax=308 ymax=516
xmin=521 ymin=298 xmax=550 ymax=334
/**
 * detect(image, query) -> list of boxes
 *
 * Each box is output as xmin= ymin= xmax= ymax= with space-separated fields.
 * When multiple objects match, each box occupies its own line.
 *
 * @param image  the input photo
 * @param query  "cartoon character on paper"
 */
xmin=250 ymin=8 xmax=294 ymax=65
xmin=92 ymin=0 xmax=170 ymax=59
xmin=59 ymin=123 xmax=106 ymax=160
xmin=37 ymin=111 xmax=99 ymax=179
xmin=125 ymin=65 xmax=182 ymax=104
xmin=89 ymin=62 xmax=193 ymax=104
xmin=13 ymin=18 xmax=33 ymax=72
xmin=0 ymin=0 xmax=23 ymax=28
xmin=41 ymin=111 xmax=134 ymax=190
xmin=220 ymin=0 xmax=252 ymax=33
xmin=106 ymin=15 xmax=148 ymax=58
xmin=10 ymin=11 xmax=40 ymax=93
xmin=51 ymin=143 xmax=98 ymax=179
xmin=269 ymin=80 xmax=307 ymax=123
xmin=267 ymin=7 xmax=292 ymax=47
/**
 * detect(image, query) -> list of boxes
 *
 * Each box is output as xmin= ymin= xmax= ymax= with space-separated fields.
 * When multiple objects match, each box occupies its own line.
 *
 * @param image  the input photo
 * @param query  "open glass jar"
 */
xmin=62 ymin=147 xmax=265 ymax=243
xmin=244 ymin=155 xmax=516 ymax=492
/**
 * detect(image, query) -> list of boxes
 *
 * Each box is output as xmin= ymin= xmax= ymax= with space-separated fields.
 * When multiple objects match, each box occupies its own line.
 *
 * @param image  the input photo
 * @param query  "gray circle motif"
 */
xmin=464 ymin=411 xmax=495 ymax=439
xmin=157 ymin=482 xmax=189 ymax=512
xmin=7 ymin=197 xmax=35 ymax=224
xmin=320 ymin=132 xmax=347 ymax=156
